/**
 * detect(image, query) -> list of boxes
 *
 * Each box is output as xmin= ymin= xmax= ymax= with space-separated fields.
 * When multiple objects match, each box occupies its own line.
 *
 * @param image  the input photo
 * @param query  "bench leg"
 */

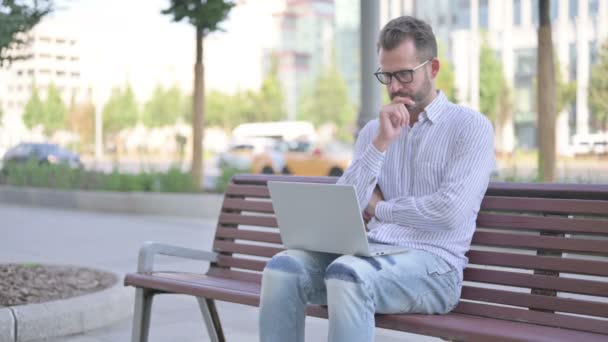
xmin=197 ymin=297 xmax=225 ymax=342
xmin=131 ymin=288 xmax=155 ymax=342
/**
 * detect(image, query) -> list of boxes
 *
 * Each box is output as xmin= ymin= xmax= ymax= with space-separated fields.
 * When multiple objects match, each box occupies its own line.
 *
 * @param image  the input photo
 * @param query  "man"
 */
xmin=259 ymin=16 xmax=495 ymax=342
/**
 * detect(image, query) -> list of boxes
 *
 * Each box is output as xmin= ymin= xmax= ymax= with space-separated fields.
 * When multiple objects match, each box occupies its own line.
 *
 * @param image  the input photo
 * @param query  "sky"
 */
xmin=46 ymin=0 xmax=280 ymax=107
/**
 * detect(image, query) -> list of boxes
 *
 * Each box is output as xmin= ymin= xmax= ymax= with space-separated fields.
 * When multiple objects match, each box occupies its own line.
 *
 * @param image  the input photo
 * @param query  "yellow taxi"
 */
xmin=251 ymin=140 xmax=352 ymax=177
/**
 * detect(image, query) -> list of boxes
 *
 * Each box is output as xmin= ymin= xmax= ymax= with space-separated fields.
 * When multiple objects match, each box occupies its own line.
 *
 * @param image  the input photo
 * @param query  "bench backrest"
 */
xmin=210 ymin=174 xmax=608 ymax=335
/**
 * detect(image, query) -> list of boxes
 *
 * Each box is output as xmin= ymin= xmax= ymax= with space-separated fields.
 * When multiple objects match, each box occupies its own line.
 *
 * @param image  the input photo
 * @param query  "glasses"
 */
xmin=374 ymin=59 xmax=430 ymax=85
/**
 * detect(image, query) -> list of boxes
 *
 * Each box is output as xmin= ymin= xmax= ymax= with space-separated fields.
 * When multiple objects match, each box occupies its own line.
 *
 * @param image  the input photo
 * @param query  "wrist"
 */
xmin=372 ymin=136 xmax=389 ymax=152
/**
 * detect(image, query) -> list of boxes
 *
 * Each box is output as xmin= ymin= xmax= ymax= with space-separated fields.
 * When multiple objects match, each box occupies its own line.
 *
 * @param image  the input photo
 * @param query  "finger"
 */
xmin=391 ymin=96 xmax=416 ymax=107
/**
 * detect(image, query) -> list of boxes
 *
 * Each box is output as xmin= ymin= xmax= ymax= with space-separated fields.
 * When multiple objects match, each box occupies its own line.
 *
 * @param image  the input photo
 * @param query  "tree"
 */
xmin=537 ymin=0 xmax=556 ymax=182
xmin=102 ymin=83 xmax=139 ymax=140
xmin=298 ymin=63 xmax=356 ymax=142
xmin=143 ymin=84 xmax=185 ymax=127
xmin=23 ymin=83 xmax=45 ymax=130
xmin=253 ymin=55 xmax=285 ymax=122
xmin=589 ymin=39 xmax=608 ymax=132
xmin=162 ymin=0 xmax=234 ymax=188
xmin=479 ymin=37 xmax=506 ymax=124
xmin=23 ymin=83 xmax=66 ymax=135
xmin=0 ymin=0 xmax=52 ymax=66
xmin=67 ymin=91 xmax=95 ymax=146
xmin=436 ymin=44 xmax=456 ymax=102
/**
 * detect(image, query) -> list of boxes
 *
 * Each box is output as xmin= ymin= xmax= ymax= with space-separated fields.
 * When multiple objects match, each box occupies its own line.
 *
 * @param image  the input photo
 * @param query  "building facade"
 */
xmin=0 ymin=20 xmax=86 ymax=150
xmin=334 ymin=0 xmax=608 ymax=155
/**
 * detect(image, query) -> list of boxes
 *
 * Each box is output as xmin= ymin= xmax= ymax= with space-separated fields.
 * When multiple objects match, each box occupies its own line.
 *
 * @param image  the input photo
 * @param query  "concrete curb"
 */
xmin=2 ymin=272 xmax=133 ymax=342
xmin=0 ymin=185 xmax=223 ymax=220
xmin=0 ymin=308 xmax=15 ymax=342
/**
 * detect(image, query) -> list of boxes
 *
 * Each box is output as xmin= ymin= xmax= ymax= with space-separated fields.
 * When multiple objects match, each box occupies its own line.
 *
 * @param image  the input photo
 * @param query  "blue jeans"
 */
xmin=259 ymin=249 xmax=461 ymax=342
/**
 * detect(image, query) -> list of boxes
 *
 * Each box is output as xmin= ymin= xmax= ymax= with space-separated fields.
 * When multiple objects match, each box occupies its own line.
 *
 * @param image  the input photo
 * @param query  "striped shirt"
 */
xmin=337 ymin=91 xmax=495 ymax=280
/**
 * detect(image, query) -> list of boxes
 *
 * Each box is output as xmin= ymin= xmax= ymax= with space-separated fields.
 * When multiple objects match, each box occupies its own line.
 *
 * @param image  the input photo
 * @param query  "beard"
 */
xmin=389 ymin=72 xmax=433 ymax=112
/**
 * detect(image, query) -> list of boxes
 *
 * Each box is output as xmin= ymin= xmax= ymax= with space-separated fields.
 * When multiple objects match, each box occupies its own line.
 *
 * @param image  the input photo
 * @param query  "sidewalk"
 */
xmin=1 ymin=203 xmax=437 ymax=341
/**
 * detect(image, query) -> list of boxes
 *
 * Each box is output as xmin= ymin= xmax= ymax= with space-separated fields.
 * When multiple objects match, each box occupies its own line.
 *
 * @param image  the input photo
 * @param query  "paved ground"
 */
xmin=1 ymin=203 xmax=438 ymax=342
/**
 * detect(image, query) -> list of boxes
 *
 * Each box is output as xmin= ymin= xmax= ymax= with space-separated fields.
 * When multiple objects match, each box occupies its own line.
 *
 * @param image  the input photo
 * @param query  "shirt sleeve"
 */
xmin=374 ymin=115 xmax=496 ymax=231
xmin=336 ymin=120 xmax=385 ymax=214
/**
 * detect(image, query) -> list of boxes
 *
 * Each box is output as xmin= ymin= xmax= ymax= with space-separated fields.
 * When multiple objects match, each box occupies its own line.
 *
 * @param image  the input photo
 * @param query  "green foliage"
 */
xmin=43 ymin=83 xmax=67 ymax=134
xmin=253 ymin=55 xmax=285 ymax=122
xmin=68 ymin=96 xmax=95 ymax=146
xmin=0 ymin=161 xmax=197 ymax=193
xmin=436 ymin=43 xmax=456 ymax=102
xmin=479 ymin=38 xmax=506 ymax=123
xmin=143 ymin=84 xmax=187 ymax=127
xmin=215 ymin=164 xmax=249 ymax=193
xmin=162 ymin=0 xmax=234 ymax=33
xmin=589 ymin=39 xmax=608 ymax=130
xmin=23 ymin=84 xmax=44 ymax=129
xmin=22 ymin=83 xmax=66 ymax=134
xmin=102 ymin=83 xmax=139 ymax=139
xmin=298 ymin=62 xmax=356 ymax=142
xmin=557 ymin=71 xmax=576 ymax=114
xmin=0 ymin=0 xmax=52 ymax=66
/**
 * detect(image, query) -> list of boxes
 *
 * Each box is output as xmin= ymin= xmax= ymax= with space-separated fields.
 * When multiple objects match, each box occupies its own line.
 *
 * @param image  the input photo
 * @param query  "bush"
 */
xmin=215 ymin=164 xmax=249 ymax=193
xmin=0 ymin=161 xmax=198 ymax=193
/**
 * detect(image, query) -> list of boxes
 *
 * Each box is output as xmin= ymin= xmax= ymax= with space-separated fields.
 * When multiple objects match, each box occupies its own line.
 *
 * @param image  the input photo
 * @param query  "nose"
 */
xmin=388 ymin=76 xmax=403 ymax=94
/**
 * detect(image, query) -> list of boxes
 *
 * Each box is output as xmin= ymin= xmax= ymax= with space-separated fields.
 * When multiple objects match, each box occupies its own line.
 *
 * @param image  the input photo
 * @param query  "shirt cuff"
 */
xmin=361 ymin=142 xmax=385 ymax=175
xmin=374 ymin=200 xmax=393 ymax=223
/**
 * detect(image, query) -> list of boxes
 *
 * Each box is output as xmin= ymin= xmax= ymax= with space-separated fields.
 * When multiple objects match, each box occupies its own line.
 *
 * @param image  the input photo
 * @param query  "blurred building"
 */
xmin=0 ymin=20 xmax=86 ymax=150
xmin=334 ymin=0 xmax=608 ymax=155
xmin=271 ymin=0 xmax=336 ymax=120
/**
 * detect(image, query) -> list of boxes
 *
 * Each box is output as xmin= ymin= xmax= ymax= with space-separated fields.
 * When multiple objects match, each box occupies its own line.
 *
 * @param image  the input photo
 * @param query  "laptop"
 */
xmin=267 ymin=181 xmax=410 ymax=256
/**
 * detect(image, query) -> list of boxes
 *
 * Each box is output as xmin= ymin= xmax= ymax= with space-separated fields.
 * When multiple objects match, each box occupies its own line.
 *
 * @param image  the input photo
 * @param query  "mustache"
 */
xmin=389 ymin=92 xmax=411 ymax=100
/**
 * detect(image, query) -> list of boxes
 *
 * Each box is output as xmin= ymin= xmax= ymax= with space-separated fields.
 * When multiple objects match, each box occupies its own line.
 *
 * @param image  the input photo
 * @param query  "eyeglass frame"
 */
xmin=373 ymin=59 xmax=431 ymax=85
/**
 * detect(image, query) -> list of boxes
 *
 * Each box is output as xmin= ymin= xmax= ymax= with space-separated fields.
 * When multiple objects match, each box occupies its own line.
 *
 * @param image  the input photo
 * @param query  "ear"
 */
xmin=430 ymin=58 xmax=440 ymax=80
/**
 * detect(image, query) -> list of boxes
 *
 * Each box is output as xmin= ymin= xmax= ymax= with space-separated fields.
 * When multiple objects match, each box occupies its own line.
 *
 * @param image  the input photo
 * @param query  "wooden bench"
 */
xmin=125 ymin=174 xmax=608 ymax=342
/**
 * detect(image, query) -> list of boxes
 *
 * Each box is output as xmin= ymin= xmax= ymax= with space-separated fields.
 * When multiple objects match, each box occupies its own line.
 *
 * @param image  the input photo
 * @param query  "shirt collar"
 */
xmin=421 ymin=90 xmax=449 ymax=124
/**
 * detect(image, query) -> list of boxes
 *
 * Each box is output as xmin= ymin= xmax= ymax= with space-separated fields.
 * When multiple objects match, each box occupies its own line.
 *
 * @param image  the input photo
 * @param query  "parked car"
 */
xmin=2 ymin=143 xmax=83 ymax=170
xmin=251 ymin=140 xmax=352 ymax=177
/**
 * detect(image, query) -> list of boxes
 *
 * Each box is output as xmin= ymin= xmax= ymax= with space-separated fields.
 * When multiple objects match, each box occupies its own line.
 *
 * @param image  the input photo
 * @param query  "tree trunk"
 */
xmin=537 ymin=0 xmax=556 ymax=182
xmin=191 ymin=27 xmax=205 ymax=189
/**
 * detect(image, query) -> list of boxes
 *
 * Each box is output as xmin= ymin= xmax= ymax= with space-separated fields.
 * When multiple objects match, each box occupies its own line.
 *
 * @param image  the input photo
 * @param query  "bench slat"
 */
xmin=463 ymin=268 xmax=608 ymax=297
xmin=222 ymin=198 xmax=274 ymax=213
xmin=481 ymin=196 xmax=608 ymax=215
xmin=453 ymin=301 xmax=608 ymax=335
xmin=218 ymin=213 xmax=278 ymax=228
xmin=225 ymin=184 xmax=270 ymax=198
xmin=215 ymin=227 xmax=282 ymax=244
xmin=461 ymin=286 xmax=608 ymax=318
xmin=471 ymin=231 xmax=608 ymax=255
xmin=476 ymin=213 xmax=608 ymax=235
xmin=232 ymin=174 xmax=338 ymax=185
xmin=216 ymin=255 xmax=267 ymax=272
xmin=467 ymin=250 xmax=608 ymax=277
xmin=214 ymin=240 xmax=283 ymax=258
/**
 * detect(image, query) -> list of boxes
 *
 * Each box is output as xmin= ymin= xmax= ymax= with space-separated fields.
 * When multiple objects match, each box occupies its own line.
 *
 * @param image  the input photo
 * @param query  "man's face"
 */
xmin=378 ymin=39 xmax=435 ymax=112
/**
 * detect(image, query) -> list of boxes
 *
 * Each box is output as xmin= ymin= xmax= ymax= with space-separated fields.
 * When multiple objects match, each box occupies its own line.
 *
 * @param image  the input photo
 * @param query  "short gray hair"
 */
xmin=377 ymin=16 xmax=437 ymax=61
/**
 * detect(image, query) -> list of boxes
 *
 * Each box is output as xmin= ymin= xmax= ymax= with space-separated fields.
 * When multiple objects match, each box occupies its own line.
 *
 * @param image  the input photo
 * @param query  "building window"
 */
xmin=71 ymin=72 xmax=80 ymax=78
xmin=569 ymin=43 xmax=577 ymax=80
xmin=27 ymin=69 xmax=34 ymax=75
xmin=16 ymin=70 xmax=23 ymax=76
xmin=479 ymin=0 xmax=489 ymax=29
xmin=39 ymin=53 xmax=51 ymax=59
xmin=514 ymin=0 xmax=522 ymax=26
xmin=56 ymin=55 xmax=65 ymax=61
xmin=39 ymin=36 xmax=51 ymax=43
xmin=56 ymin=38 xmax=66 ymax=44
xmin=569 ymin=0 xmax=578 ymax=20
xmin=70 ymin=56 xmax=79 ymax=62
xmin=40 ymin=69 xmax=51 ymax=75
xmin=452 ymin=0 xmax=470 ymax=29
xmin=56 ymin=71 xmax=65 ymax=76
xmin=589 ymin=0 xmax=599 ymax=17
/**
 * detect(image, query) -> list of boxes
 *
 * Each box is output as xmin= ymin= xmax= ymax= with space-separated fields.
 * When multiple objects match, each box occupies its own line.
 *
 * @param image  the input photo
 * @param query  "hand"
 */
xmin=373 ymin=96 xmax=414 ymax=152
xmin=365 ymin=186 xmax=384 ymax=218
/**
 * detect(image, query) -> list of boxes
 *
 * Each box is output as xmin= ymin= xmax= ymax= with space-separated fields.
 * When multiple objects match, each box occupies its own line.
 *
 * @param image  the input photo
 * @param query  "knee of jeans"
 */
xmin=264 ymin=253 xmax=304 ymax=275
xmin=324 ymin=262 xmax=361 ymax=284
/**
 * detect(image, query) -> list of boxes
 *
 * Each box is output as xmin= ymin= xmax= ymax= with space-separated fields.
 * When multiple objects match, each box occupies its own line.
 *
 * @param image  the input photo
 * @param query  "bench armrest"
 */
xmin=137 ymin=241 xmax=218 ymax=272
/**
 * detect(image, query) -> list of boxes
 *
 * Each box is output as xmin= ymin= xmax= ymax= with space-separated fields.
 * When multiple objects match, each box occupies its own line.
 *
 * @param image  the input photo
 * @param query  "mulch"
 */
xmin=0 ymin=264 xmax=117 ymax=307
